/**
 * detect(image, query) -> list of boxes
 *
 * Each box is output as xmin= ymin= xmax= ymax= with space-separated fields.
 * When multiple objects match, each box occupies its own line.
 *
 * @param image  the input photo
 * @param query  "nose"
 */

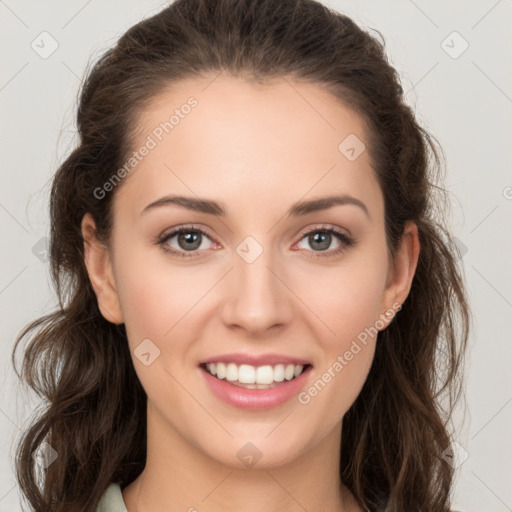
xmin=220 ymin=245 xmax=294 ymax=336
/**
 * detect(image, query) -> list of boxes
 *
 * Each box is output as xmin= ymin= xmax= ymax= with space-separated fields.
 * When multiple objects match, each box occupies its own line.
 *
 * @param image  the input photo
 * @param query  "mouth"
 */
xmin=200 ymin=362 xmax=312 ymax=389
xmin=198 ymin=360 xmax=313 ymax=410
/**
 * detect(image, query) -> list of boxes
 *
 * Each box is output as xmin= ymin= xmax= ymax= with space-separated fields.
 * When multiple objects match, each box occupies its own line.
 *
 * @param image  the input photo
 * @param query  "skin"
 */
xmin=82 ymin=73 xmax=419 ymax=512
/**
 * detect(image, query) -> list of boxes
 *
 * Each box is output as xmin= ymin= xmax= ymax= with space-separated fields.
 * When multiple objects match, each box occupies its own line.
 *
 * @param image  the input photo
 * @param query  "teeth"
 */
xmin=225 ymin=363 xmax=238 ymax=382
xmin=204 ymin=362 xmax=306 ymax=385
xmin=273 ymin=364 xmax=285 ymax=382
xmin=255 ymin=365 xmax=273 ymax=384
xmin=239 ymin=364 xmax=256 ymax=383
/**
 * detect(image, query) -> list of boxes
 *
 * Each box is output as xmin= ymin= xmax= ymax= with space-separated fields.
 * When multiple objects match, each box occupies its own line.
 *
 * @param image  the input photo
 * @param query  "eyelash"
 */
xmin=156 ymin=224 xmax=355 ymax=259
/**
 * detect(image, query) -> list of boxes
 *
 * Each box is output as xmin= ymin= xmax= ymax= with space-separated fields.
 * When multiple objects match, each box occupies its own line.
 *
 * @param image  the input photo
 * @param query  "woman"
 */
xmin=12 ymin=0 xmax=470 ymax=510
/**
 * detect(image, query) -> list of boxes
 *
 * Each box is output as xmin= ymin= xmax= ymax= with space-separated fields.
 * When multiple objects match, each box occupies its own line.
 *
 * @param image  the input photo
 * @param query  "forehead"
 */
xmin=114 ymin=73 xmax=382 ymax=222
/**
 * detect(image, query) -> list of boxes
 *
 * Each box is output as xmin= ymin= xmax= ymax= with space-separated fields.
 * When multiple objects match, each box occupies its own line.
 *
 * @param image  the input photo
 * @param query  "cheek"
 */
xmin=291 ymin=254 xmax=388 ymax=344
xmin=113 ymin=247 xmax=203 ymax=345
xmin=299 ymin=342 xmax=376 ymax=437
xmin=290 ymin=254 xmax=386 ymax=416
xmin=296 ymin=271 xmax=381 ymax=425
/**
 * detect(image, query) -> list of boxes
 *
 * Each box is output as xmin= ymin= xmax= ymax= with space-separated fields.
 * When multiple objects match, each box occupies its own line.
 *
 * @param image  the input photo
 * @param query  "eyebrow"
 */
xmin=140 ymin=194 xmax=370 ymax=219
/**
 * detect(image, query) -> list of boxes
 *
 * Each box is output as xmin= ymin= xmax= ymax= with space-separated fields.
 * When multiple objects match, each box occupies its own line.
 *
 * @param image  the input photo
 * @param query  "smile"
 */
xmin=199 ymin=362 xmax=313 ymax=410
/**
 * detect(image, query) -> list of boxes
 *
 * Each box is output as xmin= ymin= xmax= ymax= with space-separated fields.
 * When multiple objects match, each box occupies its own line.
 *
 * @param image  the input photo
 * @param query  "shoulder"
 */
xmin=97 ymin=483 xmax=128 ymax=512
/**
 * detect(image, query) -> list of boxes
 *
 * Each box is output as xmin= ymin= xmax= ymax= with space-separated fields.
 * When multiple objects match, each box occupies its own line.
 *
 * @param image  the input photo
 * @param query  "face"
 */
xmin=82 ymin=73 xmax=418 ymax=470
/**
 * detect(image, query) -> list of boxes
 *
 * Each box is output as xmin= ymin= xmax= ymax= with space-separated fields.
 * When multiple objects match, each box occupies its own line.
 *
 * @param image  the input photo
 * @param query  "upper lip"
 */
xmin=199 ymin=353 xmax=312 ymax=367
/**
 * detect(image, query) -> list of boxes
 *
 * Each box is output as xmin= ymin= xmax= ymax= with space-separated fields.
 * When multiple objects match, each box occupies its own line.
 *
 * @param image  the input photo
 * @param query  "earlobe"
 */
xmin=379 ymin=220 xmax=420 ymax=328
xmin=81 ymin=213 xmax=124 ymax=324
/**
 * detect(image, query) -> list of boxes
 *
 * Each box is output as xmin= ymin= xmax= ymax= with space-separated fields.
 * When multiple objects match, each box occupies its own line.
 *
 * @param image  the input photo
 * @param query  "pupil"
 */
xmin=310 ymin=231 xmax=330 ymax=250
xmin=179 ymin=231 xmax=201 ymax=251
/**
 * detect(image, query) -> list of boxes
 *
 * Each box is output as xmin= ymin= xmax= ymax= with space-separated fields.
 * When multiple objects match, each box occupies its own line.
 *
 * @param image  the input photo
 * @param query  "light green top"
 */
xmin=97 ymin=483 xmax=128 ymax=512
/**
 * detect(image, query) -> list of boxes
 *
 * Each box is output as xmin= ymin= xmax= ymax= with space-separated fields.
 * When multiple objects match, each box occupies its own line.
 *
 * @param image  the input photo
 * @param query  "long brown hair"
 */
xmin=11 ymin=0 xmax=471 ymax=510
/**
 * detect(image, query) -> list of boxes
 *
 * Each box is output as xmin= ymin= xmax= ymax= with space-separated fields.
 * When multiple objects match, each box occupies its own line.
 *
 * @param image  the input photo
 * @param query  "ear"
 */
xmin=378 ymin=220 xmax=420 ymax=329
xmin=81 ymin=212 xmax=124 ymax=324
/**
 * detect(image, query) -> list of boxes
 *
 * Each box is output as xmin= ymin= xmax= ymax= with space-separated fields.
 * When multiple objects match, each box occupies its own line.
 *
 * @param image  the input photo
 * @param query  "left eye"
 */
xmin=294 ymin=227 xmax=354 ymax=256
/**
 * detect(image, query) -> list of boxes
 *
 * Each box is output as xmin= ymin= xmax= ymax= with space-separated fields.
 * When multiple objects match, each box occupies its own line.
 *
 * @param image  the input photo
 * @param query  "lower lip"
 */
xmin=199 ymin=365 xmax=312 ymax=411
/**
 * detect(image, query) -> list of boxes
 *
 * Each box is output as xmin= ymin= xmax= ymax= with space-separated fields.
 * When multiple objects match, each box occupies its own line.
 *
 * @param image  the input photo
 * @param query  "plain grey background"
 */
xmin=1 ymin=1 xmax=511 ymax=511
